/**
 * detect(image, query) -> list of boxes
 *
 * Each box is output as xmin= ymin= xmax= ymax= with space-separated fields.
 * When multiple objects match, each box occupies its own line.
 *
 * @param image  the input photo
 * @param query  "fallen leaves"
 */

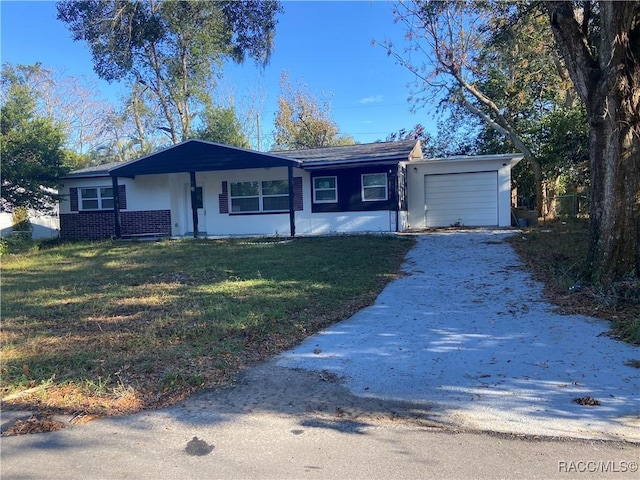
xmin=3 ymin=415 xmax=65 ymax=436
xmin=572 ymin=396 xmax=601 ymax=406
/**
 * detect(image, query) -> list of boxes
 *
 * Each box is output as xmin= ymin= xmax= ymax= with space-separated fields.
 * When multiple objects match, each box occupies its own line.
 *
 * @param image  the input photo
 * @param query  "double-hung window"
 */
xmin=80 ymin=187 xmax=114 ymax=210
xmin=361 ymin=173 xmax=387 ymax=201
xmin=313 ymin=176 xmax=338 ymax=203
xmin=261 ymin=180 xmax=289 ymax=211
xmin=230 ymin=180 xmax=289 ymax=213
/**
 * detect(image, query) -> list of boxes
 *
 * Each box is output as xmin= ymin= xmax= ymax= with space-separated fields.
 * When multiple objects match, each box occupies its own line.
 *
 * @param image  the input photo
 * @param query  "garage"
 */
xmin=424 ymin=171 xmax=498 ymax=227
xmin=405 ymin=154 xmax=523 ymax=230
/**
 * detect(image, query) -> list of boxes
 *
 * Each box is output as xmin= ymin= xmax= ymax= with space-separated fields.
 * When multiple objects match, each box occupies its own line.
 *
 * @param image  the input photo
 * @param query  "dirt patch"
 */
xmin=166 ymin=360 xmax=446 ymax=431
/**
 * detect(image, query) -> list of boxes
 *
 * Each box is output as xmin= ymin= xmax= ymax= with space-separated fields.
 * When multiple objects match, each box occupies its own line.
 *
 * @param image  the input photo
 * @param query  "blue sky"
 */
xmin=1 ymin=0 xmax=440 ymax=148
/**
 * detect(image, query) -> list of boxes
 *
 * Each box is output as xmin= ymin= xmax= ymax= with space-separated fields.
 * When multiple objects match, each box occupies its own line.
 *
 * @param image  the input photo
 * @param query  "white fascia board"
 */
xmin=409 ymin=153 xmax=523 ymax=167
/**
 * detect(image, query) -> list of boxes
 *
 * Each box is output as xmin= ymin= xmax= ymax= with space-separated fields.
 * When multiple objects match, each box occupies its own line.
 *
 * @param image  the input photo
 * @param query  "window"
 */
xmin=230 ymin=181 xmax=259 ymax=212
xmin=230 ymin=180 xmax=289 ymax=213
xmin=80 ymin=187 xmax=114 ymax=210
xmin=362 ymin=173 xmax=387 ymax=201
xmin=261 ymin=180 xmax=289 ymax=211
xmin=313 ymin=176 xmax=338 ymax=203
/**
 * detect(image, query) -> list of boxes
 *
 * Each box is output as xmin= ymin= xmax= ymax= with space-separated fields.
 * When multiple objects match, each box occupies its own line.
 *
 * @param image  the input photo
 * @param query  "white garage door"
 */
xmin=424 ymin=171 xmax=498 ymax=227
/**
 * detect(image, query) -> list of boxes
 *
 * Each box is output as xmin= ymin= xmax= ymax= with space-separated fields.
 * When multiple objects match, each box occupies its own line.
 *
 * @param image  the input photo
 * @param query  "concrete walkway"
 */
xmin=278 ymin=230 xmax=640 ymax=442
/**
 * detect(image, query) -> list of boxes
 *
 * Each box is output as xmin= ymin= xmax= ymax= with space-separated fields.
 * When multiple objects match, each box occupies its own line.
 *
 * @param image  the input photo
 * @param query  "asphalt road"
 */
xmin=1 ymin=405 xmax=638 ymax=480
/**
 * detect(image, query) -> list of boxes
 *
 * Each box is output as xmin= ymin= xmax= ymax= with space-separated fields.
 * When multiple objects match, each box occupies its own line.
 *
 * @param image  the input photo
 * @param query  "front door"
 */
xmin=186 ymin=185 xmax=207 ymax=235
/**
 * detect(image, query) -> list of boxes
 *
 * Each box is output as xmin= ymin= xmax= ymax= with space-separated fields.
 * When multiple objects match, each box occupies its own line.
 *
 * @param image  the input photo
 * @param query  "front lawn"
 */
xmin=1 ymin=235 xmax=415 ymax=419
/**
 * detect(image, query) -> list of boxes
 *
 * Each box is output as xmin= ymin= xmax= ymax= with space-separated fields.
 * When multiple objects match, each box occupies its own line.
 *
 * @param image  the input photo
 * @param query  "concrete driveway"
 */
xmin=278 ymin=230 xmax=640 ymax=442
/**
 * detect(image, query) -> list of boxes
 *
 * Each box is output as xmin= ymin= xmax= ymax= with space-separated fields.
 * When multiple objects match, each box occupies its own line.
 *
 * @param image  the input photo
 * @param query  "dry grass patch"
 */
xmin=507 ymin=219 xmax=640 ymax=345
xmin=1 ymin=235 xmax=415 ymax=428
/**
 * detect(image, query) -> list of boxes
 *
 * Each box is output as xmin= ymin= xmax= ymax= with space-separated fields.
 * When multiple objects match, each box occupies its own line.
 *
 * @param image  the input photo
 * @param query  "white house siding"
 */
xmin=126 ymin=175 xmax=171 ymax=211
xmin=167 ymin=168 xmax=305 ymax=237
xmin=296 ymin=212 xmax=395 ymax=235
xmin=168 ymin=167 xmax=397 ymax=237
xmin=406 ymin=156 xmax=518 ymax=229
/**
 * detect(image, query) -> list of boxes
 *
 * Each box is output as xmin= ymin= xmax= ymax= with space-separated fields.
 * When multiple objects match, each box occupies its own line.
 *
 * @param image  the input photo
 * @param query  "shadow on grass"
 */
xmin=1 ymin=235 xmax=415 ymax=420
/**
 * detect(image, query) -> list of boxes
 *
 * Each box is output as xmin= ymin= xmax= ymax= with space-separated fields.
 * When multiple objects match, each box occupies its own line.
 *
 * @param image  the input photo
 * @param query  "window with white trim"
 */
xmin=230 ymin=180 xmax=289 ymax=213
xmin=313 ymin=176 xmax=338 ymax=203
xmin=261 ymin=180 xmax=289 ymax=211
xmin=80 ymin=187 xmax=114 ymax=210
xmin=361 ymin=173 xmax=388 ymax=201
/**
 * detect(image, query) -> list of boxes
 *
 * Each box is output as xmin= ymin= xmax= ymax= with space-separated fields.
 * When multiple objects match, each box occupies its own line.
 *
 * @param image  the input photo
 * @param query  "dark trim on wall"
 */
xmin=293 ymin=176 xmax=303 ymax=211
xmin=118 ymin=185 xmax=127 ymax=209
xmin=112 ymin=176 xmax=121 ymax=239
xmin=70 ymin=188 xmax=78 ymax=212
xmin=219 ymin=181 xmax=229 ymax=214
xmin=189 ymin=171 xmax=199 ymax=238
xmin=310 ymin=165 xmax=399 ymax=213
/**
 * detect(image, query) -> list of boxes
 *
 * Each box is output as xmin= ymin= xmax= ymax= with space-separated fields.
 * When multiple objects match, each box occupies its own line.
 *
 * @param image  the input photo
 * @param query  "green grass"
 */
xmin=1 ymin=235 xmax=415 ymax=415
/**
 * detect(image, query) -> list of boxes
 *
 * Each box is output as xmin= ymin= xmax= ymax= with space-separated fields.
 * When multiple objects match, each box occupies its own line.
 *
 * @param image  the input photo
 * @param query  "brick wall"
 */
xmin=121 ymin=210 xmax=171 ymax=236
xmin=60 ymin=210 xmax=171 ymax=240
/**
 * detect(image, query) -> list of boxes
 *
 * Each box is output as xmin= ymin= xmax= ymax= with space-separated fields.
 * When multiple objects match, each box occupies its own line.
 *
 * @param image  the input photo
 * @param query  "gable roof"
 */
xmin=63 ymin=139 xmax=301 ymax=179
xmin=276 ymin=139 xmax=422 ymax=169
xmin=110 ymin=139 xmax=301 ymax=178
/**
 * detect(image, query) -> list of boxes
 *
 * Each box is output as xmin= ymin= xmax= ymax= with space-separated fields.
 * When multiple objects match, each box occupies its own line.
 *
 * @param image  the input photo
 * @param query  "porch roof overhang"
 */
xmin=108 ymin=139 xmax=301 ymax=178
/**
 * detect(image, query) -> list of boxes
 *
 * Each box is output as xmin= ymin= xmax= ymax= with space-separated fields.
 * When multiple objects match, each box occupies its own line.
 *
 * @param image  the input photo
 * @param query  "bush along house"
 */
xmin=58 ymin=139 xmax=522 ymax=240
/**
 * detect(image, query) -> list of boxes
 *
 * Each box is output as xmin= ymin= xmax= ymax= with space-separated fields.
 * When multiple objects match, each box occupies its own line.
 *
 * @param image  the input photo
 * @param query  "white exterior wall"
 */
xmin=296 ymin=211 xmax=395 ymax=235
xmin=59 ymin=177 xmax=138 ymax=214
xmin=406 ymin=157 xmax=516 ymax=229
xmin=61 ymin=167 xmax=401 ymax=238
xmin=126 ymin=175 xmax=170 ymax=211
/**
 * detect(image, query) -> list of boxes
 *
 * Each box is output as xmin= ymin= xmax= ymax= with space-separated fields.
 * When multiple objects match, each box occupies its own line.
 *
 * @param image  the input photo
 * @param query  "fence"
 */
xmin=549 ymin=193 xmax=590 ymax=218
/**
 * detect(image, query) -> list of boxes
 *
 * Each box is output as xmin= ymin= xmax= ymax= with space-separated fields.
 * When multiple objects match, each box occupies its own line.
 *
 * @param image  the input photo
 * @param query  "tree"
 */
xmin=2 ymin=63 xmax=115 ymax=162
xmin=381 ymin=1 xmax=580 ymax=215
xmin=57 ymin=0 xmax=282 ymax=144
xmin=1 ymin=65 xmax=69 ymax=212
xmin=546 ymin=1 xmax=640 ymax=280
xmin=195 ymin=106 xmax=250 ymax=149
xmin=274 ymin=72 xmax=355 ymax=149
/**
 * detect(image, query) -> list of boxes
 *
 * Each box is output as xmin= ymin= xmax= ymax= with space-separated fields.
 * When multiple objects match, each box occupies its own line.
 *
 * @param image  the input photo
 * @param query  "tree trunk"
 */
xmin=587 ymin=90 xmax=640 ymax=279
xmin=547 ymin=1 xmax=640 ymax=280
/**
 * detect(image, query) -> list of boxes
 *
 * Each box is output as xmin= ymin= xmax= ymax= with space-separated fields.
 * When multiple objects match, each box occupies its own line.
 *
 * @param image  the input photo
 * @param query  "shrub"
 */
xmin=12 ymin=207 xmax=33 ymax=235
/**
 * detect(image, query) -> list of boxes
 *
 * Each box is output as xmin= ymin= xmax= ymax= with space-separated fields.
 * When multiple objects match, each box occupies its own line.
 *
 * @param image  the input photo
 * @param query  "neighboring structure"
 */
xmin=58 ymin=139 xmax=522 ymax=240
xmin=0 ymin=207 xmax=60 ymax=240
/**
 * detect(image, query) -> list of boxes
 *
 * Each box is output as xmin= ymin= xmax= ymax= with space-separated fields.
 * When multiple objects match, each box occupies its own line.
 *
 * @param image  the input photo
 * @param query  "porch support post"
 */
xmin=288 ymin=165 xmax=295 ymax=237
xmin=190 ymin=171 xmax=198 ymax=238
xmin=111 ymin=175 xmax=122 ymax=239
